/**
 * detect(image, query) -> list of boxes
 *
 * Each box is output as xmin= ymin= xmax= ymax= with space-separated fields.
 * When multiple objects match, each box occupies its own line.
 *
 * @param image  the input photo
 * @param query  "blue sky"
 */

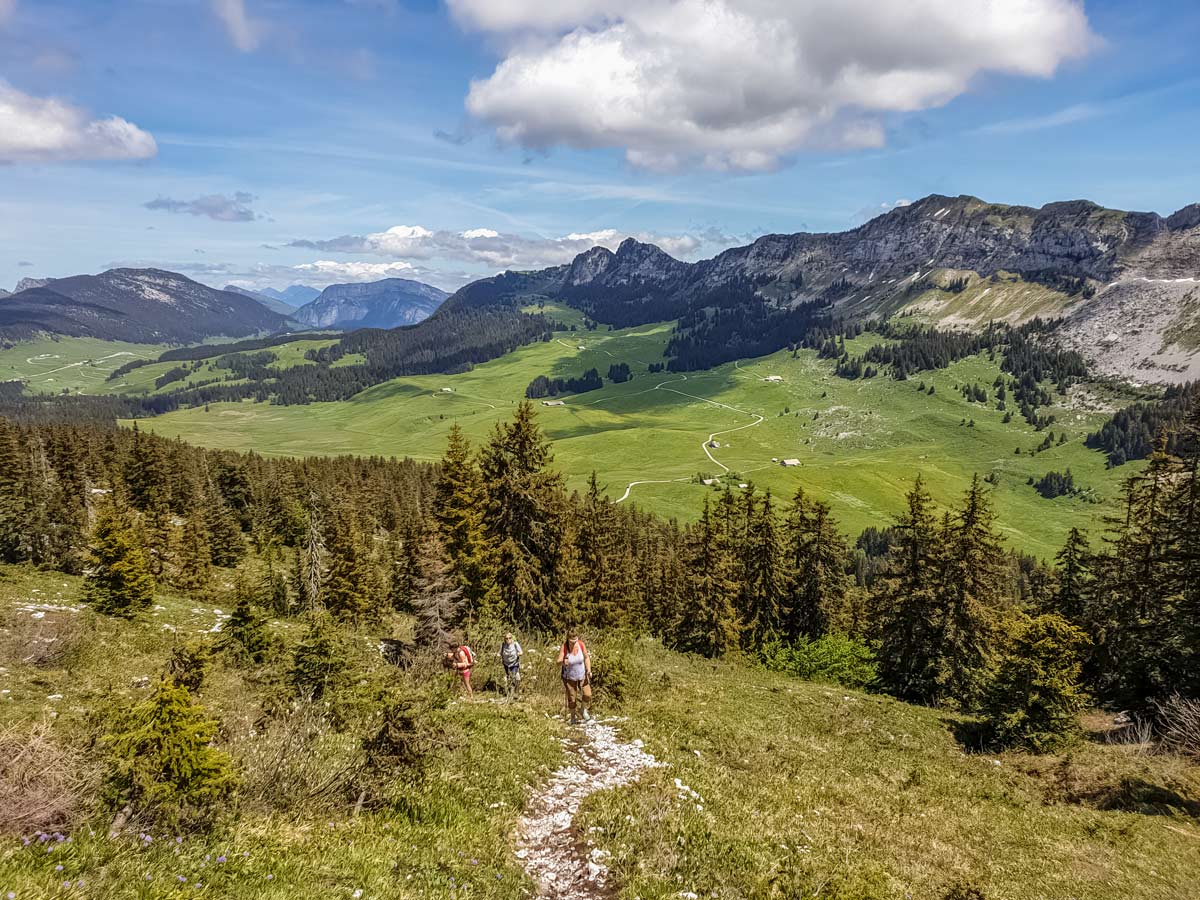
xmin=1 ymin=0 xmax=1198 ymax=293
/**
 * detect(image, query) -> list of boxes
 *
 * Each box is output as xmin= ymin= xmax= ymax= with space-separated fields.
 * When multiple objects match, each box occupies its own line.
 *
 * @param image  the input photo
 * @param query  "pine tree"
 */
xmin=433 ymin=425 xmax=494 ymax=619
xmin=984 ymin=614 xmax=1089 ymax=752
xmin=413 ymin=531 xmax=466 ymax=650
xmin=102 ymin=679 xmax=236 ymax=828
xmin=83 ymin=509 xmax=156 ymax=618
xmin=674 ymin=499 xmax=741 ymax=656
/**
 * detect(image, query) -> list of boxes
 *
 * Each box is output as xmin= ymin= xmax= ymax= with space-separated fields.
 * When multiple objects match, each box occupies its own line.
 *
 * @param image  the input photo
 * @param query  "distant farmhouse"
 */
xmin=542 ymin=400 xmax=566 ymax=407
xmin=780 ymin=458 xmax=801 ymax=467
xmin=764 ymin=375 xmax=784 ymax=383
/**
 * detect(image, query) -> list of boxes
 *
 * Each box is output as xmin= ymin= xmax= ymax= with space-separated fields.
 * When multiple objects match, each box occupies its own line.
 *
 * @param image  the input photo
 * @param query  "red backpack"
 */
xmin=459 ymin=645 xmax=475 ymax=666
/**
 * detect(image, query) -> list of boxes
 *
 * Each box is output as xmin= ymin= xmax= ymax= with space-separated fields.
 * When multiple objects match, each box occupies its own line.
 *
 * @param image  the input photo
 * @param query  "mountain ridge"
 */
xmin=0 ymin=268 xmax=288 ymax=343
xmin=440 ymin=193 xmax=1200 ymax=383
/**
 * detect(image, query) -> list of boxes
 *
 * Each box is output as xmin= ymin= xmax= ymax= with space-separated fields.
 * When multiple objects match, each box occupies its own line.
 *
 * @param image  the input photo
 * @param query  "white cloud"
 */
xmin=292 ymin=260 xmax=419 ymax=282
xmin=211 ymin=0 xmax=264 ymax=52
xmin=0 ymin=80 xmax=157 ymax=163
xmin=289 ymin=224 xmax=719 ymax=268
xmin=451 ymin=0 xmax=1096 ymax=171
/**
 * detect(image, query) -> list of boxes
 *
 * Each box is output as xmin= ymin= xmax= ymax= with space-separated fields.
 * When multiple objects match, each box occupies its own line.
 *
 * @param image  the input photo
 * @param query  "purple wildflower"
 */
xmin=216 ymin=855 xmax=226 ymax=863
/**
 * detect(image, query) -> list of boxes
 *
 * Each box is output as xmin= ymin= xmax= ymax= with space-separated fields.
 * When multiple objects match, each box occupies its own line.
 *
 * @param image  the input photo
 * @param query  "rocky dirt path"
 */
xmin=515 ymin=719 xmax=661 ymax=900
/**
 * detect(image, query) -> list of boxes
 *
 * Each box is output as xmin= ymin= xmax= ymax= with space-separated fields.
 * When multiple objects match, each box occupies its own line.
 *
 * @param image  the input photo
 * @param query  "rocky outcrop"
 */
xmin=292 ymin=278 xmax=448 ymax=330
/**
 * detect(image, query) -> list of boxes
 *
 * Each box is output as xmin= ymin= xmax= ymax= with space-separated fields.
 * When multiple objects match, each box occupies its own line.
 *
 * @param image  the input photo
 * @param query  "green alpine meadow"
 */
xmin=3 ymin=2 xmax=1200 ymax=897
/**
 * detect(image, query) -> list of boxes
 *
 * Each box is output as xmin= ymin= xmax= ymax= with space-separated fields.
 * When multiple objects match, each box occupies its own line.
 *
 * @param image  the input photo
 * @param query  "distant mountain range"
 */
xmin=443 ymin=194 xmax=1200 ymax=383
xmin=223 ymin=285 xmax=302 ymax=317
xmin=0 ymin=269 xmax=288 ymax=343
xmin=291 ymin=278 xmax=448 ymax=330
xmin=261 ymin=285 xmax=321 ymax=306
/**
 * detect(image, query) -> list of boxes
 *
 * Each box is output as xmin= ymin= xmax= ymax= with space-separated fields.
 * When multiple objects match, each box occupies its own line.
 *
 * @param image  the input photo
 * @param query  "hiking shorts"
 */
xmin=504 ymin=663 xmax=521 ymax=683
xmin=562 ymin=677 xmax=592 ymax=708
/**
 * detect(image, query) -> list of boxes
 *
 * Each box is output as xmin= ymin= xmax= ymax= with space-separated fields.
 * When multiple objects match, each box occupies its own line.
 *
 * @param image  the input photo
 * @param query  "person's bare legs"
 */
xmin=463 ymin=670 xmax=473 ymax=699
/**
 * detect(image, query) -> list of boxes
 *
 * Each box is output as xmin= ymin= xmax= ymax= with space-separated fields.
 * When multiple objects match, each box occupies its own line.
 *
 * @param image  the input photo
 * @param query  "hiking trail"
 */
xmin=515 ymin=719 xmax=661 ymax=900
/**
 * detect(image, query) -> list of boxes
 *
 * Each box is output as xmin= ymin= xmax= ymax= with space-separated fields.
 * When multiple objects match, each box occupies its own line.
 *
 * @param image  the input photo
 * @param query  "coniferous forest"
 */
xmin=4 ymin=396 xmax=1198 ymax=736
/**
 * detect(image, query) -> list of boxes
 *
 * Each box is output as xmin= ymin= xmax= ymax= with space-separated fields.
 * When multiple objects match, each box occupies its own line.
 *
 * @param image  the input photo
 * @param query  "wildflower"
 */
xmin=216 ymin=856 xmax=227 ymax=863
xmin=267 ymin=875 xmax=274 ymax=881
xmin=352 ymin=891 xmax=363 ymax=899
xmin=178 ymin=875 xmax=187 ymax=883
xmin=56 ymin=864 xmax=64 ymax=871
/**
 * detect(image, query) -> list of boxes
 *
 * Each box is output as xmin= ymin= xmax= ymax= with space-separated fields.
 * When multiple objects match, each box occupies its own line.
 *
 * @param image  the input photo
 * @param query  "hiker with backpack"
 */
xmin=498 ymin=632 xmax=524 ymax=698
xmin=447 ymin=639 xmax=475 ymax=699
xmin=557 ymin=631 xmax=592 ymax=724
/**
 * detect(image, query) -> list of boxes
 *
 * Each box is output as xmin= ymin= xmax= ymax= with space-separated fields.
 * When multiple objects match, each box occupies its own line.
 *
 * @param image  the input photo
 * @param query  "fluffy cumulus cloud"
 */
xmin=292 ymin=260 xmax=419 ymax=281
xmin=211 ymin=0 xmax=264 ymax=52
xmin=0 ymin=80 xmax=157 ymax=163
xmin=144 ymin=192 xmax=259 ymax=222
xmin=289 ymin=224 xmax=712 ymax=269
xmin=449 ymin=0 xmax=1096 ymax=171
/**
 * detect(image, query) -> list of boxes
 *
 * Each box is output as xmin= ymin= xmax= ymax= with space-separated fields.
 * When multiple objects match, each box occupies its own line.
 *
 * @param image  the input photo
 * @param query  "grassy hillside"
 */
xmin=134 ymin=317 xmax=1122 ymax=557
xmin=1 ymin=564 xmax=1197 ymax=899
xmin=0 ymin=337 xmax=167 ymax=394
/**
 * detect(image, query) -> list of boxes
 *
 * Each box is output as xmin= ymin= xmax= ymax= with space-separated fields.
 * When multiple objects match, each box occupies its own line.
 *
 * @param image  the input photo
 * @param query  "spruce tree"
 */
xmin=433 ymin=424 xmax=494 ymax=618
xmin=478 ymin=402 xmax=564 ymax=628
xmin=387 ymin=527 xmax=421 ymax=614
xmin=204 ymin=486 xmax=245 ymax=568
xmin=0 ymin=418 xmax=31 ymax=562
xmin=1052 ymin=527 xmax=1091 ymax=622
xmin=875 ymin=476 xmax=944 ymax=702
xmin=219 ymin=592 xmax=272 ymax=665
xmin=102 ymin=679 xmax=236 ymax=828
xmin=741 ymin=490 xmax=784 ymax=646
xmin=290 ymin=615 xmax=348 ymax=701
xmin=324 ymin=506 xmax=372 ymax=623
xmin=933 ymin=474 xmax=1007 ymax=707
xmin=780 ymin=487 xmax=849 ymax=641
xmin=412 ymin=530 xmax=466 ymax=650
xmin=675 ymin=499 xmax=741 ymax=656
xmin=984 ymin=614 xmax=1089 ymax=752
xmin=83 ymin=509 xmax=156 ymax=618
xmin=172 ymin=510 xmax=211 ymax=594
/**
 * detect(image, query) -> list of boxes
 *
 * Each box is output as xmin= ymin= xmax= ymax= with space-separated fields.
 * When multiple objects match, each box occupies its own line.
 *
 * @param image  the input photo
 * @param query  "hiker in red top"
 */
xmin=556 ymin=630 xmax=592 ymax=724
xmin=447 ymin=638 xmax=475 ymax=699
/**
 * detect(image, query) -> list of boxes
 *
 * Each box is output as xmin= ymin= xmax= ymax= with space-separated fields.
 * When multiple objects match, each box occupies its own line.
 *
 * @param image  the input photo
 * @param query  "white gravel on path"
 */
xmin=516 ymin=719 xmax=662 ymax=900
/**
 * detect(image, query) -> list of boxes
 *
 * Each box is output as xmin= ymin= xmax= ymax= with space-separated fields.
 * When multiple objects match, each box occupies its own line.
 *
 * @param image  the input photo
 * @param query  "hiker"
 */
xmin=498 ymin=632 xmax=524 ymax=697
xmin=447 ymin=639 xmax=475 ymax=699
xmin=557 ymin=631 xmax=592 ymax=724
